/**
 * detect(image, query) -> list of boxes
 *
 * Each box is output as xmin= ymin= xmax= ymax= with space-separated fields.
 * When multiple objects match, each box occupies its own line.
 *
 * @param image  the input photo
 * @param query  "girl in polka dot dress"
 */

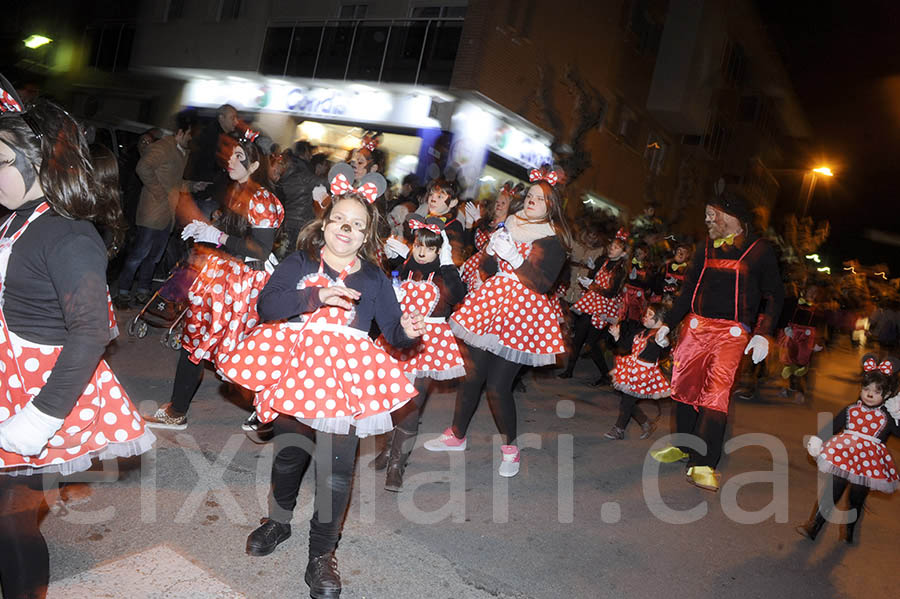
xmin=144 ymin=130 xmax=284 ymax=430
xmin=797 ymin=355 xmax=900 ymax=544
xmin=603 ymin=303 xmax=670 ymax=440
xmin=425 ymin=167 xmax=572 ymax=478
xmin=0 ymin=85 xmax=155 ymax=598
xmin=230 ymin=165 xmax=425 ymax=598
xmin=460 ymin=184 xmax=519 ymax=292
xmin=372 ymin=214 xmax=466 ymax=491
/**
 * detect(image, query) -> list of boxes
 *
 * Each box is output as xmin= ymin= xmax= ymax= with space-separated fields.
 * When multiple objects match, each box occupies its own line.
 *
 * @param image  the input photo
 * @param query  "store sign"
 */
xmin=489 ymin=125 xmax=553 ymax=170
xmin=285 ymin=87 xmax=348 ymax=117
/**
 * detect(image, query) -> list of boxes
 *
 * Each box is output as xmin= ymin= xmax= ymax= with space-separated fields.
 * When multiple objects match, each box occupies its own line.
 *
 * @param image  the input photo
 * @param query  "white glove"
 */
xmin=813 ymin=344 xmax=823 ymax=352
xmin=806 ymin=435 xmax=823 ymax=458
xmin=312 ymin=185 xmax=329 ymax=207
xmin=655 ymin=325 xmax=670 ymax=346
xmin=439 ymin=231 xmax=454 ymax=266
xmin=585 ymin=256 xmax=595 ymax=270
xmin=182 ymin=219 xmax=225 ymax=245
xmin=578 ymin=276 xmax=592 ymax=288
xmin=744 ymin=334 xmax=769 ymax=364
xmin=784 ymin=326 xmax=793 ymax=339
xmin=0 ymin=402 xmax=65 ymax=456
xmin=491 ymin=231 xmax=523 ymax=269
xmin=885 ymin=396 xmax=900 ymax=422
xmin=384 ymin=236 xmax=409 ymax=259
xmin=463 ymin=202 xmax=480 ymax=229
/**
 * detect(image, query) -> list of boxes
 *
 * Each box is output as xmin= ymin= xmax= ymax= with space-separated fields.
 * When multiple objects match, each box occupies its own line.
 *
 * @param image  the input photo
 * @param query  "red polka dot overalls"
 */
xmin=181 ymin=187 xmax=284 ymax=366
xmin=376 ymin=272 xmax=465 ymax=380
xmin=451 ymin=240 xmax=565 ymax=366
xmin=0 ymin=203 xmax=154 ymax=475
xmin=818 ymin=402 xmax=899 ymax=493
xmin=571 ymin=259 xmax=621 ymax=330
xmin=612 ymin=331 xmax=671 ymax=399
xmin=219 ymin=257 xmax=417 ymax=438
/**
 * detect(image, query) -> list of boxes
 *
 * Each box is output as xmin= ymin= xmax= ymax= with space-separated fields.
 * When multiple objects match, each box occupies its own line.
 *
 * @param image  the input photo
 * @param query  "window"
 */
xmin=211 ymin=0 xmax=242 ymax=21
xmin=410 ymin=4 xmax=467 ymax=18
xmin=339 ymin=4 xmax=368 ymax=18
xmin=703 ymin=115 xmax=732 ymax=160
xmin=644 ymin=131 xmax=668 ymax=174
xmin=616 ymin=104 xmax=641 ymax=150
xmin=721 ymin=39 xmax=746 ymax=86
xmin=85 ymin=23 xmax=135 ymax=72
xmin=623 ymin=0 xmax=662 ymax=56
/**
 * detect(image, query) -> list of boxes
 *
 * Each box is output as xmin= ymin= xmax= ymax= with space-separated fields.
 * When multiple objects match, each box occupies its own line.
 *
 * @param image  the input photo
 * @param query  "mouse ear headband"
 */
xmin=862 ymin=354 xmax=895 ymax=376
xmin=329 ymin=162 xmax=386 ymax=204
xmin=405 ymin=213 xmax=443 ymax=234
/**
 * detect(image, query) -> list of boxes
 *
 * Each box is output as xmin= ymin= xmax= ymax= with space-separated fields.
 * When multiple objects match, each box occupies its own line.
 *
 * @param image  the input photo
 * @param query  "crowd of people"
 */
xmin=1 ymin=83 xmax=898 ymax=599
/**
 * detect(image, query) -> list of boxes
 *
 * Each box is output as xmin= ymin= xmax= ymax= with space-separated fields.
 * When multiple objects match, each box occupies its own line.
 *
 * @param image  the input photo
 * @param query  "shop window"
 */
xmin=259 ymin=26 xmax=292 ymax=75
xmin=210 ymin=0 xmax=242 ymax=21
xmin=340 ymin=4 xmax=369 ymax=19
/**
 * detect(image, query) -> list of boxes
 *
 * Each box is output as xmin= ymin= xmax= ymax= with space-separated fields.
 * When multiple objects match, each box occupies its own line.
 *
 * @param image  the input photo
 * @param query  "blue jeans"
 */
xmin=117 ymin=225 xmax=171 ymax=296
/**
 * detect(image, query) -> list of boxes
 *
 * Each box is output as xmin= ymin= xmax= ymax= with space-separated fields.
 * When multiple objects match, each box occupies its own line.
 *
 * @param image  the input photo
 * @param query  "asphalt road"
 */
xmin=7 ymin=320 xmax=898 ymax=599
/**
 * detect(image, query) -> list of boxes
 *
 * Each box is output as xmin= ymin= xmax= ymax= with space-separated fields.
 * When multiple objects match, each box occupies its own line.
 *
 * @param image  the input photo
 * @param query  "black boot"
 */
xmin=384 ymin=427 xmax=416 ymax=492
xmin=367 ymin=432 xmax=392 ymax=471
xmin=246 ymin=518 xmax=291 ymax=556
xmin=305 ymin=552 xmax=341 ymax=599
xmin=794 ymin=508 xmax=826 ymax=541
xmin=557 ymin=366 xmax=574 ymax=379
xmin=842 ymin=515 xmax=861 ymax=545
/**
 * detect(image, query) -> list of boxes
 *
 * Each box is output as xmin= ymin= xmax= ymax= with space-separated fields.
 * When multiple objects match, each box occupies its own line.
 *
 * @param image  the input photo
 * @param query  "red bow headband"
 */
xmin=615 ymin=228 xmax=629 ymax=242
xmin=529 ymin=168 xmax=558 ymax=187
xmin=863 ymin=357 xmax=894 ymax=376
xmin=330 ymin=172 xmax=379 ymax=204
xmin=360 ymin=135 xmax=378 ymax=151
xmin=408 ymin=219 xmax=441 ymax=234
xmin=242 ymin=128 xmax=260 ymax=143
xmin=0 ymin=89 xmax=22 ymax=114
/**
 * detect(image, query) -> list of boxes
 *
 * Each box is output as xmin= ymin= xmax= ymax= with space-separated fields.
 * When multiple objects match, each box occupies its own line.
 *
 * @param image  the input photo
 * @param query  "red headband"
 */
xmin=615 ymin=228 xmax=629 ymax=242
xmin=360 ymin=136 xmax=378 ymax=151
xmin=242 ymin=128 xmax=260 ymax=143
xmin=863 ymin=357 xmax=894 ymax=376
xmin=529 ymin=168 xmax=558 ymax=187
xmin=409 ymin=220 xmax=441 ymax=234
xmin=330 ymin=172 xmax=379 ymax=204
xmin=0 ymin=89 xmax=23 ymax=114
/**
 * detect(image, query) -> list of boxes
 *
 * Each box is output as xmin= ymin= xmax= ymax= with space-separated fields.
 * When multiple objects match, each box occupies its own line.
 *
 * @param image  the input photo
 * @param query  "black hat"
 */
xmin=708 ymin=191 xmax=752 ymax=224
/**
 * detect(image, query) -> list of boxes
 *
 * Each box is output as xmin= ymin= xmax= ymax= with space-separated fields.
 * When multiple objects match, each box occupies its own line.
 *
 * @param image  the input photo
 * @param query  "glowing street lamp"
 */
xmin=801 ymin=165 xmax=835 ymax=217
xmin=811 ymin=166 xmax=833 ymax=177
xmin=23 ymin=35 xmax=52 ymax=49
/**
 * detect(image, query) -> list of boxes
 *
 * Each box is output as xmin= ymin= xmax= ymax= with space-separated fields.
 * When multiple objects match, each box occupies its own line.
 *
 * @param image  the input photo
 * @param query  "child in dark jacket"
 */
xmin=604 ymin=303 xmax=671 ymax=440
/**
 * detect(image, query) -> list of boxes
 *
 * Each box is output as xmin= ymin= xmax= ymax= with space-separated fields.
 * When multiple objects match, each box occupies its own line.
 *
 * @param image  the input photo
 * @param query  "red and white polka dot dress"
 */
xmin=181 ymin=187 xmax=283 ymax=365
xmin=611 ymin=332 xmax=671 ymax=399
xmin=450 ymin=241 xmax=565 ymax=366
xmin=219 ymin=260 xmax=417 ymax=438
xmin=474 ymin=227 xmax=491 ymax=251
xmin=376 ymin=272 xmax=465 ymax=380
xmin=0 ymin=205 xmax=154 ymax=475
xmin=570 ymin=263 xmax=621 ymax=330
xmin=818 ymin=403 xmax=899 ymax=493
xmin=460 ymin=249 xmax=486 ymax=291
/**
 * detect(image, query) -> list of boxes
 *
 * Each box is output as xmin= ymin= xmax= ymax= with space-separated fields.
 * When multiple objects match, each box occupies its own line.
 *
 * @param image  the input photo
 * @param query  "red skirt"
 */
xmin=612 ymin=355 xmax=671 ymax=399
xmin=376 ymin=319 xmax=465 ymax=380
xmin=670 ymin=314 xmax=748 ymax=413
xmin=818 ymin=432 xmax=899 ymax=493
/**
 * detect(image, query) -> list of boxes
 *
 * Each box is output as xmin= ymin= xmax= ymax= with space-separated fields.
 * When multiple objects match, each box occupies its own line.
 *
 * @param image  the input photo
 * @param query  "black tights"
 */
xmin=675 ymin=401 xmax=728 ymax=468
xmin=0 ymin=474 xmax=49 ymax=599
xmin=818 ymin=475 xmax=869 ymax=522
xmin=564 ymin=313 xmax=612 ymax=377
xmin=391 ymin=378 xmax=431 ymax=435
xmin=267 ymin=418 xmax=359 ymax=557
xmin=171 ymin=349 xmax=205 ymax=415
xmin=451 ymin=344 xmax=523 ymax=445
xmin=614 ymin=391 xmax=649 ymax=430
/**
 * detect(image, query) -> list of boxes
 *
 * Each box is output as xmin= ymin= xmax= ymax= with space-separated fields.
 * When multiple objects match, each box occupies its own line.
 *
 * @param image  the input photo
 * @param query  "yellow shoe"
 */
xmin=686 ymin=466 xmax=720 ymax=492
xmin=650 ymin=446 xmax=690 ymax=463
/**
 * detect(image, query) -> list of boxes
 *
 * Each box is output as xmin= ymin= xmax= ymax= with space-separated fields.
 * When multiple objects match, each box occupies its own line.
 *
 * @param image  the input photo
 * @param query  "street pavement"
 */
xmin=8 ymin=320 xmax=899 ymax=599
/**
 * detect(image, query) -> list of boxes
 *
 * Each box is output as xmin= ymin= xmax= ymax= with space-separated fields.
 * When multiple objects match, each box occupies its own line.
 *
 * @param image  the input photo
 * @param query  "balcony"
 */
xmin=259 ymin=18 xmax=463 ymax=87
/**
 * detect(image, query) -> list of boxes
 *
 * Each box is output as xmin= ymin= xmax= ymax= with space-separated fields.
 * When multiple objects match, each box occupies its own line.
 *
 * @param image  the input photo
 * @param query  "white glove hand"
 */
xmin=0 ymin=402 xmax=65 ymax=456
xmin=384 ymin=236 xmax=409 ymax=259
xmin=784 ymin=326 xmax=793 ymax=339
xmin=885 ymin=396 xmax=900 ymax=421
xmin=491 ymin=231 xmax=523 ymax=269
xmin=806 ymin=435 xmax=823 ymax=458
xmin=463 ymin=202 xmax=480 ymax=229
xmin=585 ymin=256 xmax=595 ymax=270
xmin=744 ymin=334 xmax=769 ymax=364
xmin=439 ymin=231 xmax=454 ymax=266
xmin=312 ymin=185 xmax=329 ymax=207
xmin=182 ymin=219 xmax=224 ymax=245
xmin=813 ymin=344 xmax=823 ymax=352
xmin=655 ymin=325 xmax=670 ymax=346
xmin=578 ymin=276 xmax=592 ymax=288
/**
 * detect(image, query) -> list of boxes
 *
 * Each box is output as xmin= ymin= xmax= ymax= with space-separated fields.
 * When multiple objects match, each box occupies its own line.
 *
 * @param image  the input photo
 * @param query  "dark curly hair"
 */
xmin=0 ymin=99 xmax=125 ymax=254
xmin=297 ymin=193 xmax=385 ymax=265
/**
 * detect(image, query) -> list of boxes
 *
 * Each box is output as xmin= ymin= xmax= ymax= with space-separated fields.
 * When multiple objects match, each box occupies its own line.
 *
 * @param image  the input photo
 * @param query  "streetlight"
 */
xmin=23 ymin=35 xmax=52 ymax=49
xmin=800 ymin=165 xmax=833 ymax=217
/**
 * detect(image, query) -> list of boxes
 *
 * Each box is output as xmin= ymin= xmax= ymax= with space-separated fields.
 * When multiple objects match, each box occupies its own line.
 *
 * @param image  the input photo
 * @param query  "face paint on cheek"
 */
xmin=10 ymin=145 xmax=37 ymax=190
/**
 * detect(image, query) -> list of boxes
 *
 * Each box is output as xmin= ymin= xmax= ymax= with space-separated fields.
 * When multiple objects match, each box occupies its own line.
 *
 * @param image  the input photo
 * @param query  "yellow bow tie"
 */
xmin=798 ymin=298 xmax=811 ymax=306
xmin=632 ymin=258 xmax=643 ymax=267
xmin=713 ymin=234 xmax=737 ymax=248
xmin=670 ymin=262 xmax=686 ymax=272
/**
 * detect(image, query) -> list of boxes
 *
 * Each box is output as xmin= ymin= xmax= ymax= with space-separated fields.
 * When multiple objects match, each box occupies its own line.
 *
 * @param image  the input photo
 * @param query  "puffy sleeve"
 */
xmin=248 ymin=188 xmax=285 ymax=229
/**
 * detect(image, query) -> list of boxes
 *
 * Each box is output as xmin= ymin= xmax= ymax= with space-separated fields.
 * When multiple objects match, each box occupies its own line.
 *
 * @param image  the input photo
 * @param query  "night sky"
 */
xmin=756 ymin=0 xmax=900 ymax=273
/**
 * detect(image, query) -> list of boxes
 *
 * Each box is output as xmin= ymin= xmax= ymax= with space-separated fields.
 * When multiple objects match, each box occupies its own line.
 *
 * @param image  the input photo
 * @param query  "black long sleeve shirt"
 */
xmin=665 ymin=235 xmax=784 ymax=336
xmin=2 ymin=200 xmax=110 ymax=419
xmin=614 ymin=321 xmax=668 ymax=363
xmin=256 ymin=251 xmax=415 ymax=348
xmin=481 ymin=235 xmax=566 ymax=295
xmin=589 ymin=256 xmax=627 ymax=298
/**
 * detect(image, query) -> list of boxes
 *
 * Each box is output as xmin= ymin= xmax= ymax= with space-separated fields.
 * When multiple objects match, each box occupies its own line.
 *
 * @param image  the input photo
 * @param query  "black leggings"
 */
xmin=565 ymin=313 xmax=612 ymax=376
xmin=451 ymin=344 xmax=523 ymax=445
xmin=615 ymin=391 xmax=649 ymax=430
xmin=675 ymin=401 xmax=728 ymax=468
xmin=171 ymin=349 xmax=205 ymax=414
xmin=820 ymin=475 xmax=869 ymax=521
xmin=267 ymin=418 xmax=359 ymax=557
xmin=0 ymin=474 xmax=50 ymax=599
xmin=391 ymin=378 xmax=431 ymax=434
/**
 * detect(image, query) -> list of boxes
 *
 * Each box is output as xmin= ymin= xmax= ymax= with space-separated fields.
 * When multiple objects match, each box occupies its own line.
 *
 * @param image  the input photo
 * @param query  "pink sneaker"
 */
xmin=498 ymin=445 xmax=520 ymax=477
xmin=423 ymin=428 xmax=467 ymax=452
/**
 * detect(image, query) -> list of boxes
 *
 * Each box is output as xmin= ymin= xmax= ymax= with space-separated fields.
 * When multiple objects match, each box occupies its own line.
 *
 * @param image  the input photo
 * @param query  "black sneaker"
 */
xmin=246 ymin=518 xmax=291 ymax=556
xmin=305 ymin=552 xmax=341 ymax=599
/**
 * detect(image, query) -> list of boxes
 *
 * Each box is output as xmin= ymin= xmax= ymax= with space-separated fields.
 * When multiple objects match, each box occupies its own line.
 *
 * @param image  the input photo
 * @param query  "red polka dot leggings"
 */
xmin=451 ymin=344 xmax=523 ymax=445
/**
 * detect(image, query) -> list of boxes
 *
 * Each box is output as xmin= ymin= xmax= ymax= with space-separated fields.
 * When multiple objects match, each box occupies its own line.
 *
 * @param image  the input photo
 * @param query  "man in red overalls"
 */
xmin=650 ymin=192 xmax=783 ymax=491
